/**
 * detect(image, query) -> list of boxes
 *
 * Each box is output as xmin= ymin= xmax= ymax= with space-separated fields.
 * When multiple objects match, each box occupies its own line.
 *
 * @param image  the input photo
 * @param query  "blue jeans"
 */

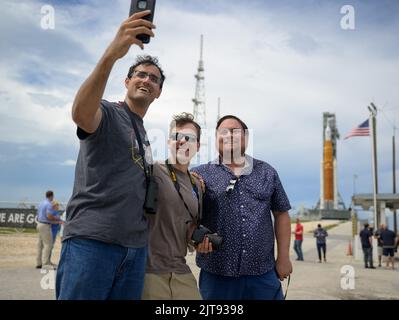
xmin=294 ymin=240 xmax=304 ymax=260
xmin=56 ymin=238 xmax=147 ymax=300
xmin=199 ymin=269 xmax=284 ymax=300
xmin=51 ymin=224 xmax=60 ymax=243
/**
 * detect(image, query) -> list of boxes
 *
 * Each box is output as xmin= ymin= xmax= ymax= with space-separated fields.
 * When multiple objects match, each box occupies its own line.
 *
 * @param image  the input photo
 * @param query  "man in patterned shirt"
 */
xmin=192 ymin=115 xmax=292 ymax=300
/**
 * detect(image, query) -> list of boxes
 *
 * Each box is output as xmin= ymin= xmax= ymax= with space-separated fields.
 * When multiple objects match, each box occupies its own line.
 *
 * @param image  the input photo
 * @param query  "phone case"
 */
xmin=129 ymin=0 xmax=156 ymax=44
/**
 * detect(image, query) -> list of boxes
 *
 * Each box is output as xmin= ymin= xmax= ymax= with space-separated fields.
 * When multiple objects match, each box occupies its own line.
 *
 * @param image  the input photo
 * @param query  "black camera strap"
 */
xmin=165 ymin=159 xmax=200 ymax=225
xmin=123 ymin=102 xmax=151 ymax=185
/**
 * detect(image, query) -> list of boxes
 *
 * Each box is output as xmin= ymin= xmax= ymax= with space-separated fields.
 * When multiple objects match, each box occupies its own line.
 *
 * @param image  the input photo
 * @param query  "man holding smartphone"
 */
xmin=56 ymin=11 xmax=164 ymax=300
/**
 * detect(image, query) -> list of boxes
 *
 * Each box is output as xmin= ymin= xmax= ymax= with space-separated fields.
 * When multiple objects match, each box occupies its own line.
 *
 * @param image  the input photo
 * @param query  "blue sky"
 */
xmin=1 ymin=0 xmax=399 ymax=221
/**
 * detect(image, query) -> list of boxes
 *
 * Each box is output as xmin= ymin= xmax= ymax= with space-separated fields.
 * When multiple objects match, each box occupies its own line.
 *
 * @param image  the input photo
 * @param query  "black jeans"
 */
xmin=362 ymin=247 xmax=373 ymax=267
xmin=316 ymin=243 xmax=326 ymax=261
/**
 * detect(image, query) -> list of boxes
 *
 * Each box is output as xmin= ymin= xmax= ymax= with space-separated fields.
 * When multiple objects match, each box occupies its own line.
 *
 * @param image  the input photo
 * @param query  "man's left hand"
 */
xmin=275 ymin=257 xmax=292 ymax=281
xmin=196 ymin=236 xmax=213 ymax=254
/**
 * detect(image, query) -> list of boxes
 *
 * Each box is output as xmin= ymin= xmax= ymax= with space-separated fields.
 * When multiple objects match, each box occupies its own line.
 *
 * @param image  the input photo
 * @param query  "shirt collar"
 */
xmin=211 ymin=154 xmax=255 ymax=176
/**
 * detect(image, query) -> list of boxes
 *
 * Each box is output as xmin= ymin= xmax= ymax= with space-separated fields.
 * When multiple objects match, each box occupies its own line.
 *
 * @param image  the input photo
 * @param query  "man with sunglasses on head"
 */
xmin=142 ymin=113 xmax=205 ymax=300
xmin=192 ymin=115 xmax=292 ymax=300
xmin=56 ymin=11 xmax=164 ymax=300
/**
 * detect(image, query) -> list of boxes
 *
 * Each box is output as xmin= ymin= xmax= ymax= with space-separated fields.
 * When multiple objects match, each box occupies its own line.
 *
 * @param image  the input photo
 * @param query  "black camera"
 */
xmin=144 ymin=175 xmax=158 ymax=214
xmin=192 ymin=225 xmax=223 ymax=250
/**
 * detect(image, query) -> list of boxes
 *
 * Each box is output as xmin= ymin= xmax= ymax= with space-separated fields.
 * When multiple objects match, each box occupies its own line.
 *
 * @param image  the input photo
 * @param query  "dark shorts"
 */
xmin=383 ymin=248 xmax=395 ymax=257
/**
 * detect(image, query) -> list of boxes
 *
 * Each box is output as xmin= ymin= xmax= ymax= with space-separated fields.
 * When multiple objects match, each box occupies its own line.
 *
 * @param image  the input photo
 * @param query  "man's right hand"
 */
xmin=71 ymin=10 xmax=156 ymax=133
xmin=105 ymin=10 xmax=156 ymax=61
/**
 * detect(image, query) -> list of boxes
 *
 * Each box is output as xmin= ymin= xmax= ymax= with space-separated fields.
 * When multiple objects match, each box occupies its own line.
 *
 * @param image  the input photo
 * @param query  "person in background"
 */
xmin=313 ymin=224 xmax=328 ymax=263
xmin=374 ymin=224 xmax=385 ymax=267
xmin=379 ymin=224 xmax=398 ymax=270
xmin=293 ymin=218 xmax=304 ymax=261
xmin=36 ymin=191 xmax=61 ymax=269
xmin=50 ymin=201 xmax=62 ymax=244
xmin=47 ymin=200 xmax=64 ymax=263
xmin=359 ymin=223 xmax=375 ymax=269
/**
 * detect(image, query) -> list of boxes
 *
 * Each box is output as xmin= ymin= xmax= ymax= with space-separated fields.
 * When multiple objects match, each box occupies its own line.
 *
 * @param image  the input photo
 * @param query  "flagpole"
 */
xmin=368 ymin=103 xmax=378 ymax=227
xmin=393 ymin=126 xmax=398 ymax=234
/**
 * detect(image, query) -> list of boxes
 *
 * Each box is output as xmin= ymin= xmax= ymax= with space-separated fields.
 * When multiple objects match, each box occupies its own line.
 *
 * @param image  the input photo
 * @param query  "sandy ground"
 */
xmin=0 ymin=233 xmax=61 ymax=268
xmin=0 ymin=220 xmax=339 ymax=269
xmin=295 ymin=220 xmax=342 ymax=233
xmin=1 ymin=221 xmax=398 ymax=300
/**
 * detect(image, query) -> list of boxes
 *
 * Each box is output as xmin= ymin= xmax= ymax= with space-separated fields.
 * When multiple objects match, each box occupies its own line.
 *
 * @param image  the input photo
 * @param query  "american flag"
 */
xmin=344 ymin=119 xmax=370 ymax=140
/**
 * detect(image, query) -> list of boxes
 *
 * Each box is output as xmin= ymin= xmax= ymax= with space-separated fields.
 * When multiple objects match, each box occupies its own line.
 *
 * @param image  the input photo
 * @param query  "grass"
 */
xmin=323 ymin=223 xmax=342 ymax=231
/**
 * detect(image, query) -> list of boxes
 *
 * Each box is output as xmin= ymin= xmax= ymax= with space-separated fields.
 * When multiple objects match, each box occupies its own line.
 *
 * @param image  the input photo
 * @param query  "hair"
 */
xmin=45 ymin=190 xmax=54 ymax=199
xmin=127 ymin=55 xmax=166 ymax=89
xmin=364 ymin=223 xmax=369 ymax=228
xmin=216 ymin=115 xmax=248 ymax=131
xmin=317 ymin=224 xmax=322 ymax=228
xmin=169 ymin=112 xmax=201 ymax=141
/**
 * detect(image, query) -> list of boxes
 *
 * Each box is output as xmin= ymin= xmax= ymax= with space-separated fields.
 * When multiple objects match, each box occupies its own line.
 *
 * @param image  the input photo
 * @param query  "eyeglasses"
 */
xmin=217 ymin=128 xmax=244 ymax=136
xmin=131 ymin=70 xmax=161 ymax=84
xmin=170 ymin=132 xmax=198 ymax=143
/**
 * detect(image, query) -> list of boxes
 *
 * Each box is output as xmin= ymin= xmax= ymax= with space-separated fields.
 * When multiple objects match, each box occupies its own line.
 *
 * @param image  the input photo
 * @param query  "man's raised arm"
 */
xmin=71 ymin=10 xmax=155 ymax=133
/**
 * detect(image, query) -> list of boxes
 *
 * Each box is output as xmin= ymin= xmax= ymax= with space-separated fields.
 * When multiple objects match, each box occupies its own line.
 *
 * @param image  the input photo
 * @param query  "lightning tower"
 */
xmin=192 ymin=35 xmax=207 ymax=163
xmin=217 ymin=97 xmax=221 ymax=122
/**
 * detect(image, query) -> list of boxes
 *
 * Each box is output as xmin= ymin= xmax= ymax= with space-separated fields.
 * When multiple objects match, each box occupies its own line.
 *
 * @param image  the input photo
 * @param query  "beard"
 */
xmin=219 ymin=143 xmax=245 ymax=165
xmin=127 ymin=89 xmax=155 ymax=107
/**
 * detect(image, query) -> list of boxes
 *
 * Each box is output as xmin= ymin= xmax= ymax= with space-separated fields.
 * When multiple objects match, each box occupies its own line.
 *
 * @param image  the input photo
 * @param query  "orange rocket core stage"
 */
xmin=323 ymin=139 xmax=334 ymax=201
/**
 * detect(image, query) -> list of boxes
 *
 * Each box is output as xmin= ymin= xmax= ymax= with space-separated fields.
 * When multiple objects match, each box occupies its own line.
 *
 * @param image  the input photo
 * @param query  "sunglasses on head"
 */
xmin=170 ymin=132 xmax=198 ymax=143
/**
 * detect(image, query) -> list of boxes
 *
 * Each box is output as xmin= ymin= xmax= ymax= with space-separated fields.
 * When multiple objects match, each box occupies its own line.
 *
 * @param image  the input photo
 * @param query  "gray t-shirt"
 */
xmin=146 ymin=162 xmax=203 ymax=274
xmin=63 ymin=100 xmax=152 ymax=248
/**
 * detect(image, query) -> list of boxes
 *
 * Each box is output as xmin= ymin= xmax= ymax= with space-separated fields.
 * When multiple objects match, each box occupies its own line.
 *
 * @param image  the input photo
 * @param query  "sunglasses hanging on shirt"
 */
xmin=226 ymin=177 xmax=238 ymax=193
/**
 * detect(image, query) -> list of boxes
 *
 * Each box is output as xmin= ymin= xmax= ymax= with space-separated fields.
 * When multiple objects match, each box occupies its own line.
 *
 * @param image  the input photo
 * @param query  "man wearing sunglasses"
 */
xmin=192 ymin=115 xmax=292 ymax=300
xmin=141 ymin=113 xmax=205 ymax=300
xmin=56 ymin=11 xmax=164 ymax=300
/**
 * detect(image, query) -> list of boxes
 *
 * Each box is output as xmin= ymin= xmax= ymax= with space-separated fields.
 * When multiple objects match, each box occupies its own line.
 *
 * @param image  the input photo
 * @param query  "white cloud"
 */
xmin=60 ymin=159 xmax=76 ymax=166
xmin=1 ymin=0 xmax=399 ymax=208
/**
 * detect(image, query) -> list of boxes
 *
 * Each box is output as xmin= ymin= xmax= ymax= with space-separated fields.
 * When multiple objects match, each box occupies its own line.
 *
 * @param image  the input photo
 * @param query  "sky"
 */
xmin=0 ymin=0 xmax=399 ymax=222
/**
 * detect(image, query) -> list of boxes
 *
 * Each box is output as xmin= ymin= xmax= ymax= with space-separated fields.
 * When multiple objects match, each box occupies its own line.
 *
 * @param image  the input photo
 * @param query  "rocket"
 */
xmin=320 ymin=124 xmax=335 ymax=210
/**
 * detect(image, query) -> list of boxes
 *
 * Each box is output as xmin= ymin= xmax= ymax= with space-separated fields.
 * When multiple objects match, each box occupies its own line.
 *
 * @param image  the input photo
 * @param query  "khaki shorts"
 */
xmin=142 ymin=272 xmax=202 ymax=300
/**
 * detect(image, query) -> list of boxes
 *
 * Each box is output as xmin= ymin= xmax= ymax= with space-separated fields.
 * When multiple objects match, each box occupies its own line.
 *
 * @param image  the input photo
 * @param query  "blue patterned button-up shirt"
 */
xmin=191 ymin=156 xmax=291 ymax=277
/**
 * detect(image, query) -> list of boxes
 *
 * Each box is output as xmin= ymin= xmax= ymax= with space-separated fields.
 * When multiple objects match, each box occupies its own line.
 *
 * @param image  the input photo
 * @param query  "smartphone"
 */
xmin=129 ymin=0 xmax=156 ymax=44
